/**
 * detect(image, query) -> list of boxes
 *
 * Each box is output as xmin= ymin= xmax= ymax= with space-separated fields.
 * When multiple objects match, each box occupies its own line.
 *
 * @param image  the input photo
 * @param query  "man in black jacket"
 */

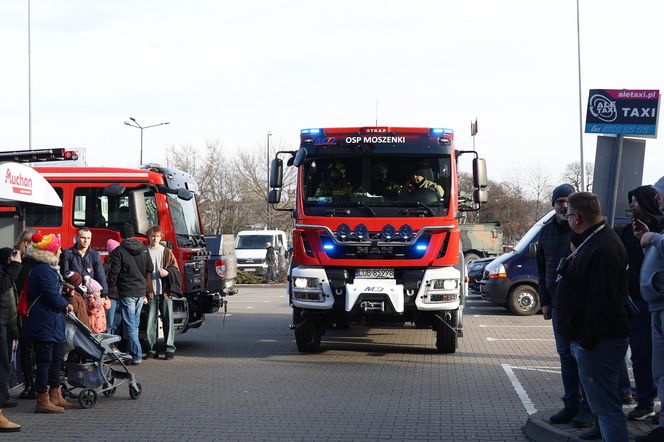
xmin=537 ymin=183 xmax=593 ymax=427
xmin=0 ymin=248 xmax=21 ymax=432
xmin=620 ymin=186 xmax=663 ymax=421
xmin=557 ymin=192 xmax=630 ymax=442
xmin=107 ymin=224 xmax=153 ymax=365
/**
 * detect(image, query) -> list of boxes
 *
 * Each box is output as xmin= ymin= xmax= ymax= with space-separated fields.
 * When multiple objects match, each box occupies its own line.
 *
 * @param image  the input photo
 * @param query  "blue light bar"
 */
xmin=301 ymin=128 xmax=322 ymax=135
xmin=323 ymin=243 xmax=335 ymax=251
xmin=430 ymin=128 xmax=454 ymax=135
xmin=415 ymin=244 xmax=428 ymax=251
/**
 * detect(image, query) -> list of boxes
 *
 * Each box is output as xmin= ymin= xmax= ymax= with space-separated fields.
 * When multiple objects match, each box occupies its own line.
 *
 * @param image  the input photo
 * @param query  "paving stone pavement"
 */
xmin=1 ymin=288 xmax=646 ymax=441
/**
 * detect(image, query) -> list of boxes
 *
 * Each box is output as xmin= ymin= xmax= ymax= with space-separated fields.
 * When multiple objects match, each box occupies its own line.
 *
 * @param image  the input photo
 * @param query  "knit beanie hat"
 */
xmin=84 ymin=276 xmax=103 ymax=294
xmin=65 ymin=271 xmax=83 ymax=288
xmin=107 ymin=239 xmax=120 ymax=254
xmin=551 ymin=183 xmax=576 ymax=206
xmin=653 ymin=176 xmax=664 ymax=199
xmin=31 ymin=232 xmax=61 ymax=254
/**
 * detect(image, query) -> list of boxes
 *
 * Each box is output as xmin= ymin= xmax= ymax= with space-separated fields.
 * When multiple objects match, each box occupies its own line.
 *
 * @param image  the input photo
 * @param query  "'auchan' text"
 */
xmin=345 ymin=136 xmax=406 ymax=144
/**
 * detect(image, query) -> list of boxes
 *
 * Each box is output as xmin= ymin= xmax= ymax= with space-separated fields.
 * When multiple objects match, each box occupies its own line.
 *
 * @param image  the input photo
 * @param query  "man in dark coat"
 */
xmin=620 ymin=186 xmax=663 ymax=421
xmin=0 ymin=248 xmax=21 ymax=421
xmin=107 ymin=224 xmax=153 ymax=365
xmin=62 ymin=227 xmax=108 ymax=296
xmin=537 ymin=183 xmax=593 ymax=427
xmin=556 ymin=192 xmax=630 ymax=441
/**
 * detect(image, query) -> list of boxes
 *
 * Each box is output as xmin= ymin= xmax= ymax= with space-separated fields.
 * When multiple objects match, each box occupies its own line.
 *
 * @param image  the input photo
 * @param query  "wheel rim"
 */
xmin=515 ymin=290 xmax=536 ymax=312
xmin=80 ymin=390 xmax=96 ymax=408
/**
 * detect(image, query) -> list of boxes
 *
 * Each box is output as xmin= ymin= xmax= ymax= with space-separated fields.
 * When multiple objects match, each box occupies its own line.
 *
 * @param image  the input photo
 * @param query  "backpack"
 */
xmin=17 ymin=276 xmax=41 ymax=317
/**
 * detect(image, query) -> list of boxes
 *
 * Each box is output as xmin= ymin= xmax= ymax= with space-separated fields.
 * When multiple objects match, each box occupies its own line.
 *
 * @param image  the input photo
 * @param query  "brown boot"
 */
xmin=0 ymin=409 xmax=21 ymax=432
xmin=35 ymin=392 xmax=64 ymax=414
xmin=49 ymin=387 xmax=77 ymax=410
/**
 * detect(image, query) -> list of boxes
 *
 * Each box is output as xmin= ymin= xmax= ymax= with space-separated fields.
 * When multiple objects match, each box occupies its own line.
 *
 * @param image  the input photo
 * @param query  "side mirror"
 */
xmin=527 ymin=242 xmax=537 ymax=259
xmin=293 ymin=148 xmax=308 ymax=167
xmin=268 ymin=189 xmax=282 ymax=204
xmin=473 ymin=158 xmax=487 ymax=188
xmin=270 ymin=158 xmax=283 ymax=188
xmin=177 ymin=188 xmax=194 ymax=201
xmin=103 ymin=184 xmax=126 ymax=197
xmin=473 ymin=188 xmax=488 ymax=204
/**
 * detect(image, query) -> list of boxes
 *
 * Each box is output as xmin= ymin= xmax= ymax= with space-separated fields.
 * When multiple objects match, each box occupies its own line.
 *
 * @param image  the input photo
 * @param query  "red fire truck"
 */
xmin=0 ymin=148 xmax=235 ymax=335
xmin=269 ymin=127 xmax=487 ymax=353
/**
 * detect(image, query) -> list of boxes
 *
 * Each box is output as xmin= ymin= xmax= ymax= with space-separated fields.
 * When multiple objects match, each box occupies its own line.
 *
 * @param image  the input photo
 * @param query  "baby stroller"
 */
xmin=62 ymin=312 xmax=142 ymax=408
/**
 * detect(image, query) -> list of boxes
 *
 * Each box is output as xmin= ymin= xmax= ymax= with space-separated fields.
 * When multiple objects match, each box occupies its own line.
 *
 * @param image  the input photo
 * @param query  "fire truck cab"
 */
xmin=0 ymin=148 xmax=233 ymax=334
xmin=269 ymin=127 xmax=487 ymax=353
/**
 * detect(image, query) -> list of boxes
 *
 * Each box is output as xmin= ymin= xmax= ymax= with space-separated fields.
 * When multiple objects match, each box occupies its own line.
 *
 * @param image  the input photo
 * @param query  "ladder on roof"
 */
xmin=0 ymin=148 xmax=78 ymax=164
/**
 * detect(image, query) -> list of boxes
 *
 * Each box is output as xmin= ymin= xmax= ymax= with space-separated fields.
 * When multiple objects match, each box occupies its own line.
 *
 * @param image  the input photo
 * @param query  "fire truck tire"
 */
xmin=507 ymin=284 xmax=540 ymax=316
xmin=294 ymin=311 xmax=321 ymax=353
xmin=435 ymin=311 xmax=458 ymax=354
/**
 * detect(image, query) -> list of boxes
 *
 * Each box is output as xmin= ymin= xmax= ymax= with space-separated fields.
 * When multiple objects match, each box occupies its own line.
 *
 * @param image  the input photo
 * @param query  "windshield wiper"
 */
xmin=393 ymin=201 xmax=435 ymax=217
xmin=325 ymin=208 xmax=351 ymax=217
xmin=333 ymin=202 xmax=376 ymax=217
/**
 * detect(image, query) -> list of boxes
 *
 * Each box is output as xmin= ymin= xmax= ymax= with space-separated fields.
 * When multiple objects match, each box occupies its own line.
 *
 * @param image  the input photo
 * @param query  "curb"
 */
xmin=523 ymin=413 xmax=584 ymax=442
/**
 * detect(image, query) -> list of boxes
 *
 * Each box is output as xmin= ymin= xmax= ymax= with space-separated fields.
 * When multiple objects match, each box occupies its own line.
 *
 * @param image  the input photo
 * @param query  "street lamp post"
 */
xmin=266 ymin=131 xmax=272 ymax=230
xmin=123 ymin=117 xmax=170 ymax=165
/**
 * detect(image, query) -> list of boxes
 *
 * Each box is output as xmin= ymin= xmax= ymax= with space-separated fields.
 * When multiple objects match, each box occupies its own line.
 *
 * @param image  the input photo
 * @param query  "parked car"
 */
xmin=479 ymin=211 xmax=555 ymax=316
xmin=467 ymin=257 xmax=494 ymax=293
xmin=235 ymin=230 xmax=288 ymax=275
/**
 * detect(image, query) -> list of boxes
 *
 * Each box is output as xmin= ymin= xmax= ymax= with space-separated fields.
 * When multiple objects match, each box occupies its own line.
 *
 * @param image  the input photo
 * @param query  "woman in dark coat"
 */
xmin=24 ymin=233 xmax=76 ymax=413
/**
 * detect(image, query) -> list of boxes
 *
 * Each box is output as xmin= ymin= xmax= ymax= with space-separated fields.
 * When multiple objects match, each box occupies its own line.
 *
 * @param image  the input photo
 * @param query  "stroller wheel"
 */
xmin=103 ymin=386 xmax=117 ymax=397
xmin=129 ymin=382 xmax=142 ymax=400
xmin=78 ymin=388 xmax=97 ymax=409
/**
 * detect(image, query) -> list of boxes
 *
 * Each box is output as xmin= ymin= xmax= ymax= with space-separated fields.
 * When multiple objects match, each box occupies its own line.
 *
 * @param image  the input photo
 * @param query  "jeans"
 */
xmin=0 ymin=324 xmax=10 ymax=401
xmin=106 ymin=298 xmax=118 ymax=334
xmin=146 ymin=295 xmax=175 ymax=354
xmin=267 ymin=265 xmax=277 ymax=282
xmin=571 ymin=338 xmax=629 ymax=442
xmin=120 ymin=297 xmax=143 ymax=361
xmin=551 ymin=307 xmax=586 ymax=407
xmin=629 ymin=298 xmax=656 ymax=407
xmin=34 ymin=341 xmax=65 ymax=394
xmin=618 ymin=357 xmax=631 ymax=397
xmin=651 ymin=310 xmax=664 ymax=427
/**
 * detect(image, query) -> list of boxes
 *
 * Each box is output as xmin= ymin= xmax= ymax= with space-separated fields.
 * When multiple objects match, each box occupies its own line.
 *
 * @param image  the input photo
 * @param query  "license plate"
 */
xmin=245 ymin=268 xmax=256 ymax=272
xmin=355 ymin=268 xmax=394 ymax=279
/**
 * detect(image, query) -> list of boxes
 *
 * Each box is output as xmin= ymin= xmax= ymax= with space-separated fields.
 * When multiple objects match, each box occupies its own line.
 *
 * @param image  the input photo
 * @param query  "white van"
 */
xmin=235 ymin=230 xmax=288 ymax=275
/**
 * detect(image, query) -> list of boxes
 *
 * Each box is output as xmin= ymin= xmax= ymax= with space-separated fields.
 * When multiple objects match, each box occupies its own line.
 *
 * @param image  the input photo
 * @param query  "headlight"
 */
xmin=487 ymin=264 xmax=507 ymax=279
xmin=294 ymin=277 xmax=320 ymax=289
xmin=431 ymin=279 xmax=458 ymax=290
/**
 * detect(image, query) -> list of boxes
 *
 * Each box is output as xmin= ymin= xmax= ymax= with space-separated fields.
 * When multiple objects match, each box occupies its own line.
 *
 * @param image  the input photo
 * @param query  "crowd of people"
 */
xmin=538 ymin=179 xmax=664 ymax=442
xmin=0 ymin=223 xmax=181 ymax=433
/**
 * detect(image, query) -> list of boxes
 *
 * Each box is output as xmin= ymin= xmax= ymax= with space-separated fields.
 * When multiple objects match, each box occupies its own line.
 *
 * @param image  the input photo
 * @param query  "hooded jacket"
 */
xmin=107 ymin=238 xmax=154 ymax=298
xmin=23 ymin=248 xmax=69 ymax=343
xmin=620 ymin=185 xmax=664 ymax=301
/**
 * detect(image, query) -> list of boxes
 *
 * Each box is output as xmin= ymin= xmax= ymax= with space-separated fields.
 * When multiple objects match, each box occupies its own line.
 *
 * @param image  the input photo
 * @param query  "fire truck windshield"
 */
xmin=167 ymin=193 xmax=202 ymax=247
xmin=302 ymin=155 xmax=451 ymax=217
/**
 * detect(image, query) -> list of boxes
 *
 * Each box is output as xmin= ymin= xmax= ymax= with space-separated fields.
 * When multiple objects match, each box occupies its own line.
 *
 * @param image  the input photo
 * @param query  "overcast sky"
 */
xmin=1 ymin=0 xmax=662 ymax=188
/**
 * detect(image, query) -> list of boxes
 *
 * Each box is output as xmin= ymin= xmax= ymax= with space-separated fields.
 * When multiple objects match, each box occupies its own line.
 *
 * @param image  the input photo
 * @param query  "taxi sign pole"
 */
xmin=607 ymin=134 xmax=624 ymax=228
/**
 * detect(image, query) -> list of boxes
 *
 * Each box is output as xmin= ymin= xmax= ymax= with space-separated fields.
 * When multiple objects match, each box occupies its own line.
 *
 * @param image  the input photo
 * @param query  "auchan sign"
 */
xmin=5 ymin=168 xmax=33 ymax=196
xmin=0 ymin=162 xmax=62 ymax=207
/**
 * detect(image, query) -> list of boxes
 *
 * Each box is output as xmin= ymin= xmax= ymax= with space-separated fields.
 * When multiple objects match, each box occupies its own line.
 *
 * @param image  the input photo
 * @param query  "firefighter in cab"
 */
xmin=315 ymin=161 xmax=352 ymax=199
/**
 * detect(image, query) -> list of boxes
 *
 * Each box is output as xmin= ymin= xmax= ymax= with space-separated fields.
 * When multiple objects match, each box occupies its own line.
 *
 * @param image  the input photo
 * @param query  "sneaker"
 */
xmin=571 ymin=406 xmax=594 ymax=428
xmin=165 ymin=352 xmax=174 ymax=360
xmin=143 ymin=352 xmax=156 ymax=360
xmin=628 ymin=405 xmax=656 ymax=421
xmin=129 ymin=359 xmax=142 ymax=365
xmin=549 ymin=406 xmax=578 ymax=424
xmin=635 ymin=426 xmax=664 ymax=442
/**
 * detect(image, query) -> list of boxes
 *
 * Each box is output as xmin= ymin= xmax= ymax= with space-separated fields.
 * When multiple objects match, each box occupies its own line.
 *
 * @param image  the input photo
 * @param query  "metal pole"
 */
xmin=28 ymin=0 xmax=32 ymax=150
xmin=608 ymin=135 xmax=623 ymax=228
xmin=576 ymin=0 xmax=586 ymax=191
xmin=140 ymin=128 xmax=144 ymax=164
xmin=266 ymin=131 xmax=271 ymax=230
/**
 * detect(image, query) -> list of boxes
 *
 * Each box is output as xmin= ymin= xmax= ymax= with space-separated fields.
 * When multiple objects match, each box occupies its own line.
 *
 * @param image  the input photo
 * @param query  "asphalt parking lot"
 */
xmin=1 ymin=287 xmax=628 ymax=441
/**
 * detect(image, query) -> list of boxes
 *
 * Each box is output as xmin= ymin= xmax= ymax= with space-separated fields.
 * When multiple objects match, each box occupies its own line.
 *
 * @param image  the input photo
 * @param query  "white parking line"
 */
xmin=487 ymin=337 xmax=554 ymax=342
xmin=479 ymin=324 xmax=550 ymax=328
xmin=502 ymin=364 xmax=537 ymax=415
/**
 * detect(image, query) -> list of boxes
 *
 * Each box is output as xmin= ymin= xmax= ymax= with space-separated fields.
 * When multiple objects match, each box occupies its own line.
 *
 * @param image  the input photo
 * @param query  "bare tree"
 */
xmin=561 ymin=161 xmax=593 ymax=192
